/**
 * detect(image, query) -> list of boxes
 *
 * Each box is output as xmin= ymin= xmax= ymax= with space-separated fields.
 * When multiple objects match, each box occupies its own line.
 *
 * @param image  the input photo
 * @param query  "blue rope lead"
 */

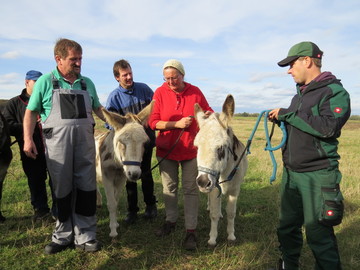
xmin=246 ymin=110 xmax=287 ymax=184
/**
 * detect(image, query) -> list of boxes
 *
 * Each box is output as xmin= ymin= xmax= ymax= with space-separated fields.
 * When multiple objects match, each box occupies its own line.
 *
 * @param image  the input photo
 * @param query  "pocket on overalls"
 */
xmin=59 ymin=93 xmax=87 ymax=119
xmin=319 ymin=184 xmax=344 ymax=226
xmin=42 ymin=128 xmax=53 ymax=139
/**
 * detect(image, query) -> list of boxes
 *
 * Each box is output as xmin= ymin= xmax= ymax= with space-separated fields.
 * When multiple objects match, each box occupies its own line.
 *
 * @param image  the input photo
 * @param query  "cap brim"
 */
xmin=277 ymin=56 xmax=299 ymax=67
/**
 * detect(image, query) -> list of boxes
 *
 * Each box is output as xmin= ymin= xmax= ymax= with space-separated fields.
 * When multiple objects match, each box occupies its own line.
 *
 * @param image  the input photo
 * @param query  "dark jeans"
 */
xmin=126 ymin=146 xmax=156 ymax=213
xmin=21 ymin=151 xmax=56 ymax=214
xmin=0 ymin=147 xmax=12 ymax=202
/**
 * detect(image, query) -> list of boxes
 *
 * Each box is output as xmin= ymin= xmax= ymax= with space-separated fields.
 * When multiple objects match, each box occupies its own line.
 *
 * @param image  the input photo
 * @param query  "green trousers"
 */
xmin=277 ymin=167 xmax=343 ymax=270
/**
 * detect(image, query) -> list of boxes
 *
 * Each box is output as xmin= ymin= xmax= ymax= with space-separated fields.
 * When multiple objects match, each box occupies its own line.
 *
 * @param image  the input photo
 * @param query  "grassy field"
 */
xmin=0 ymin=116 xmax=359 ymax=270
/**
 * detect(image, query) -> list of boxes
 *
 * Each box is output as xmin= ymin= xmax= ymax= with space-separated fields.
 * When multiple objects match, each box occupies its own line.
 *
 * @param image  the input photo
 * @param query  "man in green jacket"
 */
xmin=268 ymin=41 xmax=351 ymax=270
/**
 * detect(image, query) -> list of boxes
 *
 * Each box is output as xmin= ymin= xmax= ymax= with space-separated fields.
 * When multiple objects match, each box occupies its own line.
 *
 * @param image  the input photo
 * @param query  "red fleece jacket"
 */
xmin=149 ymin=82 xmax=212 ymax=161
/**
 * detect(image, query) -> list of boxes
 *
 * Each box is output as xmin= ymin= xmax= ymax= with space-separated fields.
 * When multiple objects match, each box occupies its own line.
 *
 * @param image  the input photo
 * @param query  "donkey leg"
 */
xmin=114 ymin=176 xmax=126 ymax=201
xmin=226 ymin=194 xmax=238 ymax=243
xmin=207 ymin=194 xmax=223 ymax=218
xmin=103 ymin=179 xmax=120 ymax=237
xmin=96 ymin=185 xmax=103 ymax=207
xmin=208 ymin=190 xmax=222 ymax=247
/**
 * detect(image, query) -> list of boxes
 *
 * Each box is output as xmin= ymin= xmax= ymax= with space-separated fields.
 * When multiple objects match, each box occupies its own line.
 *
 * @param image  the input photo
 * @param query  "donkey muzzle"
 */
xmin=197 ymin=166 xmax=220 ymax=193
xmin=122 ymin=160 xmax=142 ymax=181
xmin=196 ymin=173 xmax=216 ymax=193
xmin=126 ymin=169 xmax=142 ymax=181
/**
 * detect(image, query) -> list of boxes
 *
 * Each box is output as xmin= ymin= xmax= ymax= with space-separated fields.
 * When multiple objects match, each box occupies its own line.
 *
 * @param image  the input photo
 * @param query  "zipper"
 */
xmin=314 ymin=138 xmax=325 ymax=158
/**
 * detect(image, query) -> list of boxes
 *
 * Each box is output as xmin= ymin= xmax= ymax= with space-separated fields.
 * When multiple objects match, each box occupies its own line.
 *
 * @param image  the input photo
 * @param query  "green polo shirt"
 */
xmin=27 ymin=68 xmax=102 ymax=121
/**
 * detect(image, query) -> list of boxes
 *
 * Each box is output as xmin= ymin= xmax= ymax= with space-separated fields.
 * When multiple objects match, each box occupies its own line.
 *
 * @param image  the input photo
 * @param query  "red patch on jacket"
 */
xmin=334 ymin=107 xmax=342 ymax=114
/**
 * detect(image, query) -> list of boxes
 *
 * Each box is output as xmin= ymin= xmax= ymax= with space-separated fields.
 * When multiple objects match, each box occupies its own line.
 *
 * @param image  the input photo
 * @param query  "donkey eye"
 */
xmin=217 ymin=146 xmax=226 ymax=160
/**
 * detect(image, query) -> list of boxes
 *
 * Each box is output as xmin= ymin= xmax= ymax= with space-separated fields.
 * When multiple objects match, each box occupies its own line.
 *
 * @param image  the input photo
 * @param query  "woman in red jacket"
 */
xmin=148 ymin=59 xmax=212 ymax=251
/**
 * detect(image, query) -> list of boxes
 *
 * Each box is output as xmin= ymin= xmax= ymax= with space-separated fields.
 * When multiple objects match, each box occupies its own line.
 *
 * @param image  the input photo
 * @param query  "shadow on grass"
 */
xmin=92 ymin=177 xmax=283 ymax=269
xmin=0 ymin=215 xmax=54 ymax=246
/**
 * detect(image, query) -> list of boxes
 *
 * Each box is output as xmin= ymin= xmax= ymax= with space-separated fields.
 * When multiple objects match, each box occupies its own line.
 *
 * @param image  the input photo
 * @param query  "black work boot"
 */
xmin=278 ymin=259 xmax=285 ymax=270
xmin=33 ymin=209 xmax=50 ymax=221
xmin=124 ymin=211 xmax=138 ymax=225
xmin=155 ymin=221 xmax=176 ymax=237
xmin=0 ymin=211 xmax=5 ymax=223
xmin=144 ymin=204 xmax=157 ymax=219
xmin=44 ymin=242 xmax=74 ymax=255
xmin=268 ymin=259 xmax=285 ymax=270
xmin=183 ymin=231 xmax=197 ymax=251
xmin=75 ymin=240 xmax=102 ymax=252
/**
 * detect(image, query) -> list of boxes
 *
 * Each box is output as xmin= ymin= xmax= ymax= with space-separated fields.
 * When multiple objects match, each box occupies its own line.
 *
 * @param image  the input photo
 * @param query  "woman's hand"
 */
xmin=176 ymin=116 xmax=194 ymax=128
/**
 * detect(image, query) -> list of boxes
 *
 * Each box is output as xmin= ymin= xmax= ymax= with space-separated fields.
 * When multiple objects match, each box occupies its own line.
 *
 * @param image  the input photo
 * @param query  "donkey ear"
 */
xmin=102 ymin=108 xmax=127 ymax=129
xmin=222 ymin=94 xmax=235 ymax=117
xmin=137 ymin=100 xmax=154 ymax=126
xmin=219 ymin=94 xmax=235 ymax=126
xmin=194 ymin=103 xmax=206 ymax=126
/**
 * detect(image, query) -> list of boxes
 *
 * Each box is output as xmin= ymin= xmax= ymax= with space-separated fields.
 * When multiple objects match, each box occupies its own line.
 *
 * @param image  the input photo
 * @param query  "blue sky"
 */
xmin=1 ymin=0 xmax=359 ymax=114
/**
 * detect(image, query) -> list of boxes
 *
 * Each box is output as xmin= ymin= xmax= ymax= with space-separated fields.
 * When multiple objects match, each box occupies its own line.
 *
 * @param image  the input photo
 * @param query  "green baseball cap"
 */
xmin=278 ymin=41 xmax=323 ymax=67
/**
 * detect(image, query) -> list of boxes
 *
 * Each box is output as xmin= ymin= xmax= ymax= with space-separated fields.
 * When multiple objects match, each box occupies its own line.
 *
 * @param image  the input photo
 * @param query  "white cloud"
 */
xmin=0 ymin=0 xmax=359 ymax=114
xmin=0 ymin=73 xmax=20 ymax=84
xmin=0 ymin=51 xmax=21 ymax=59
xmin=249 ymin=72 xmax=286 ymax=83
xmin=0 ymin=73 xmax=24 ymax=99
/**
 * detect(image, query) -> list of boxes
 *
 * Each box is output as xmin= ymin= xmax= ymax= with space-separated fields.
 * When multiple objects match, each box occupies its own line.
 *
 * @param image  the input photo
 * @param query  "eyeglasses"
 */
xmin=163 ymin=75 xmax=180 ymax=82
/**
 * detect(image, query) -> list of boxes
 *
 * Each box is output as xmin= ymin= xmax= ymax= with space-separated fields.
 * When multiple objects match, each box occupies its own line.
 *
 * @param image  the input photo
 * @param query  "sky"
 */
xmin=1 ymin=0 xmax=359 ymax=114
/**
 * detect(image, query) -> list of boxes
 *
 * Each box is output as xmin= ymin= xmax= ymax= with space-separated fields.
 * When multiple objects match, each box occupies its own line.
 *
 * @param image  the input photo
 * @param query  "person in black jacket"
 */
xmin=3 ymin=70 xmax=56 ymax=220
xmin=0 ymin=110 xmax=12 ymax=222
xmin=268 ymin=42 xmax=350 ymax=270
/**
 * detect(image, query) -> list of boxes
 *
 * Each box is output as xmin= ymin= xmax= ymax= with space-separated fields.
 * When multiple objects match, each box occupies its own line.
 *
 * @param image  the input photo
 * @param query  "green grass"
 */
xmin=0 ymin=116 xmax=359 ymax=270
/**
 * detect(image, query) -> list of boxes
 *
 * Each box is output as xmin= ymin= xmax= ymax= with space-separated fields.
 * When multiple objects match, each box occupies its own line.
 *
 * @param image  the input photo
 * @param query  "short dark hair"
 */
xmin=113 ymin=59 xmax=131 ymax=77
xmin=54 ymin=38 xmax=82 ymax=59
xmin=312 ymin=58 xmax=322 ymax=68
xmin=297 ymin=56 xmax=322 ymax=68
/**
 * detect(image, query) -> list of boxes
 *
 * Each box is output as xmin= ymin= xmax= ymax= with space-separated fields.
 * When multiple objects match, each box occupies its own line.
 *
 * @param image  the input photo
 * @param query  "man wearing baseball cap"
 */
xmin=268 ymin=42 xmax=351 ymax=270
xmin=3 ymin=70 xmax=57 ymax=221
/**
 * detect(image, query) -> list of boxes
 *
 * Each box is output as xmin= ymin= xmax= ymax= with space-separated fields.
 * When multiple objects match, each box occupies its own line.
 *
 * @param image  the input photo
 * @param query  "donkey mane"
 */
xmin=226 ymin=127 xmax=240 ymax=162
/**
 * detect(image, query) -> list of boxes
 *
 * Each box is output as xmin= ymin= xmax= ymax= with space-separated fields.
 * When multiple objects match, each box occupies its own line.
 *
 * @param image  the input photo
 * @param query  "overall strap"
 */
xmin=51 ymin=73 xmax=60 ymax=90
xmin=80 ymin=79 xmax=87 ymax=91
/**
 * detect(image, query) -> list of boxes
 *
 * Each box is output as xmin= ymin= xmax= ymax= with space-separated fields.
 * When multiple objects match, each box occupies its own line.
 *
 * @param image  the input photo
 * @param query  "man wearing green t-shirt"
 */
xmin=23 ymin=38 xmax=106 ymax=255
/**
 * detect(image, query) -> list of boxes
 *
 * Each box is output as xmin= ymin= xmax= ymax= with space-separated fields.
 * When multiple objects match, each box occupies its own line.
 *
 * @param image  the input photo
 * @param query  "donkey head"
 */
xmin=102 ymin=101 xmax=154 ymax=181
xmin=194 ymin=95 xmax=237 ymax=193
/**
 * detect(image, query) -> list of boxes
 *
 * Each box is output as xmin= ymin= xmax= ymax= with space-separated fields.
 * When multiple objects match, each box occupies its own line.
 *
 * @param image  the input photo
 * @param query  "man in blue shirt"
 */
xmin=106 ymin=59 xmax=157 ymax=224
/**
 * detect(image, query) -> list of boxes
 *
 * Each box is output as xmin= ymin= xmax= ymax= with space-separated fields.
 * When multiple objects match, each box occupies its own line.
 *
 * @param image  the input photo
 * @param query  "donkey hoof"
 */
xmin=111 ymin=237 xmax=119 ymax=244
xmin=227 ymin=239 xmax=237 ymax=246
xmin=109 ymin=231 xmax=118 ymax=238
xmin=207 ymin=242 xmax=217 ymax=249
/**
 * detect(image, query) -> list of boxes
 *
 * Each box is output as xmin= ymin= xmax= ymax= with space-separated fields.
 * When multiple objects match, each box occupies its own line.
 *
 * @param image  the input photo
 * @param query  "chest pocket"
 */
xmin=59 ymin=93 xmax=87 ymax=119
xmin=53 ymin=76 xmax=88 ymax=119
